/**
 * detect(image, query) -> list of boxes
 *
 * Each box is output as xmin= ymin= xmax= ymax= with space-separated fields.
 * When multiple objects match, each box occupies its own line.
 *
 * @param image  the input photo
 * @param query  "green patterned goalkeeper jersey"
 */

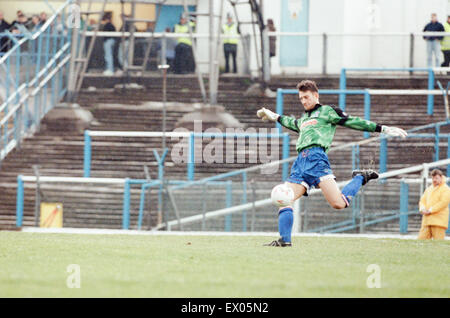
xmin=277 ymin=104 xmax=382 ymax=153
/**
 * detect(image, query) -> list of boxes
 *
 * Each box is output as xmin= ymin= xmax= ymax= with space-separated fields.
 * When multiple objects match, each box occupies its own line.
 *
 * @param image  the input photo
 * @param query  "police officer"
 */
xmin=174 ymin=14 xmax=195 ymax=74
xmin=222 ymin=14 xmax=238 ymax=73
xmin=441 ymin=15 xmax=450 ymax=68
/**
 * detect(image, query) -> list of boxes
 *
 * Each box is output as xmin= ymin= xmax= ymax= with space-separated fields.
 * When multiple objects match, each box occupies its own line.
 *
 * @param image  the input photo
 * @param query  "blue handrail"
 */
xmin=15 ymin=175 xmax=204 ymax=230
xmin=377 ymin=121 xmax=450 ymax=174
xmin=308 ymin=180 xmax=412 ymax=234
xmin=339 ymin=67 xmax=437 ymax=114
xmin=0 ymin=0 xmax=72 ymax=163
xmin=83 ymin=130 xmax=291 ymax=181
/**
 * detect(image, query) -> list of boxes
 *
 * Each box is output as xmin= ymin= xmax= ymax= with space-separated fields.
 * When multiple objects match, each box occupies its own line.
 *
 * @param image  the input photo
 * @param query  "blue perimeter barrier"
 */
xmin=83 ymin=131 xmax=292 ymax=182
xmin=339 ymin=68 xmax=437 ymax=115
xmin=378 ymin=121 xmax=450 ymax=174
xmin=15 ymin=176 xmax=230 ymax=230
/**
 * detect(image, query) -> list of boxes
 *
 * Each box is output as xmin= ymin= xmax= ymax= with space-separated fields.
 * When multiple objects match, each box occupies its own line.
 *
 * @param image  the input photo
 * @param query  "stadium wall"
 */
xmin=194 ymin=0 xmax=450 ymax=75
xmin=2 ymin=0 xmax=448 ymax=74
xmin=0 ymin=0 xmax=156 ymax=31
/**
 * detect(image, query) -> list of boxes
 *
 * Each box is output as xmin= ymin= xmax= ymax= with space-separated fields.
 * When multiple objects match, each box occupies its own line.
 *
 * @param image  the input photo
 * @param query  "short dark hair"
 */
xmin=431 ymin=169 xmax=444 ymax=177
xmin=296 ymin=80 xmax=319 ymax=93
xmin=102 ymin=12 xmax=112 ymax=21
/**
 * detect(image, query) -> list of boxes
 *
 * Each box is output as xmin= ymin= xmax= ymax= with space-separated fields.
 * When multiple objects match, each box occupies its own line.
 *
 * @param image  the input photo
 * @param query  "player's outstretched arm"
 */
xmin=327 ymin=106 xmax=407 ymax=138
xmin=256 ymin=107 xmax=300 ymax=132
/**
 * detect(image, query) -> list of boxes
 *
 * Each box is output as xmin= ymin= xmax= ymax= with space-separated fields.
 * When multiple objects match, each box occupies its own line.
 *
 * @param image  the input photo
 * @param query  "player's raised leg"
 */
xmin=286 ymin=181 xmax=307 ymax=201
xmin=319 ymin=170 xmax=379 ymax=209
xmin=265 ymin=182 xmax=306 ymax=247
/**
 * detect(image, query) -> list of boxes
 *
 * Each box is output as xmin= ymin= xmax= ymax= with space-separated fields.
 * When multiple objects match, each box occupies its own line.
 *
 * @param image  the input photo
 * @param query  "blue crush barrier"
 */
xmin=339 ymin=67 xmax=440 ymax=115
xmin=83 ymin=130 xmax=292 ymax=182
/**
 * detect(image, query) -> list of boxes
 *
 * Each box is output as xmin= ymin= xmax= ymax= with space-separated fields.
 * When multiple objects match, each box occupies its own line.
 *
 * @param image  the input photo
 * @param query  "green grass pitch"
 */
xmin=0 ymin=231 xmax=449 ymax=297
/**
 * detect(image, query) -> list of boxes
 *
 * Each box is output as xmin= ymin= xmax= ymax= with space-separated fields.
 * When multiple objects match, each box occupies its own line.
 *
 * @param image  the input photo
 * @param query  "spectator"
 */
xmin=441 ymin=15 xmax=450 ymax=68
xmin=118 ymin=14 xmax=132 ymax=71
xmin=164 ymin=27 xmax=176 ymax=71
xmin=267 ymin=18 xmax=277 ymax=66
xmin=174 ymin=14 xmax=195 ymax=74
xmin=101 ymin=12 xmax=116 ymax=75
xmin=146 ymin=21 xmax=155 ymax=32
xmin=145 ymin=21 xmax=159 ymax=67
xmin=418 ymin=169 xmax=450 ymax=240
xmin=0 ymin=11 xmax=11 ymax=53
xmin=30 ymin=14 xmax=41 ymax=33
xmin=222 ymin=14 xmax=238 ymax=73
xmin=11 ymin=13 xmax=32 ymax=34
xmin=87 ymin=19 xmax=97 ymax=31
xmin=21 ymin=14 xmax=32 ymax=30
xmin=11 ymin=10 xmax=24 ymax=26
xmin=156 ymin=27 xmax=176 ymax=71
xmin=423 ymin=13 xmax=445 ymax=67
xmin=39 ymin=12 xmax=47 ymax=27
xmin=53 ymin=14 xmax=66 ymax=36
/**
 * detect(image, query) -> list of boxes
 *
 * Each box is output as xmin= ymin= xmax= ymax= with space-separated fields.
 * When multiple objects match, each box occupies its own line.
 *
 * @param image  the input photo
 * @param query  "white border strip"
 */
xmin=368 ymin=89 xmax=447 ymax=95
xmin=20 ymin=227 xmax=448 ymax=240
xmin=21 ymin=176 xmax=126 ymax=183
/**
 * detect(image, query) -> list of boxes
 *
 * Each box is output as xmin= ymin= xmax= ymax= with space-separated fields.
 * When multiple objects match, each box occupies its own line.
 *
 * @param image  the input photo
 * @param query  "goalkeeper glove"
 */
xmin=256 ymin=107 xmax=280 ymax=122
xmin=381 ymin=125 xmax=408 ymax=138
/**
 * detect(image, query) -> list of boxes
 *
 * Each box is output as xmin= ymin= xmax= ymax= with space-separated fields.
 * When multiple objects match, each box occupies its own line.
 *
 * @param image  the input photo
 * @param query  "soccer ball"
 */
xmin=271 ymin=184 xmax=295 ymax=207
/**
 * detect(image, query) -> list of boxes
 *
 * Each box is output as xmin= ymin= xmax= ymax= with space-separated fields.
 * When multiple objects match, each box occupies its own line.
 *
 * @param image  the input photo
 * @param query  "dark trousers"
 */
xmin=0 ymin=37 xmax=10 ymax=53
xmin=166 ymin=57 xmax=175 ymax=73
xmin=224 ymin=43 xmax=237 ymax=73
xmin=441 ymin=50 xmax=450 ymax=67
xmin=174 ymin=43 xmax=195 ymax=74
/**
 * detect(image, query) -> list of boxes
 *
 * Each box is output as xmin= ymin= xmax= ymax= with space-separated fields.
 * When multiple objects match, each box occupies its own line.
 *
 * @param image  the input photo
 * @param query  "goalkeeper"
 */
xmin=257 ymin=80 xmax=407 ymax=247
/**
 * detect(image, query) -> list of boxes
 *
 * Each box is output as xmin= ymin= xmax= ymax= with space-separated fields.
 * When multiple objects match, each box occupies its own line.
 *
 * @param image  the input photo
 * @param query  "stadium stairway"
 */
xmin=0 ymin=74 xmax=448 ymax=234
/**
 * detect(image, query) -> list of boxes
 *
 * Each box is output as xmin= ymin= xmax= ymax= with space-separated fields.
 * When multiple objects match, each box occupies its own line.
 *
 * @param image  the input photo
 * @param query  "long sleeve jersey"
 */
xmin=277 ymin=104 xmax=382 ymax=153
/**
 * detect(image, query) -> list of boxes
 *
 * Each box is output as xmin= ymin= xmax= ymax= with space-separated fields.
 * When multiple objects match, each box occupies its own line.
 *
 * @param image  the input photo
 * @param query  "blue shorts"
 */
xmin=286 ymin=147 xmax=335 ymax=195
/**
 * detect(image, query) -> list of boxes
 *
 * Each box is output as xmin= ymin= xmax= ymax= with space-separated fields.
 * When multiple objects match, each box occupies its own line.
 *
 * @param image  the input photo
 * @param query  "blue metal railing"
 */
xmin=15 ymin=175 xmax=189 ymax=230
xmin=310 ymin=178 xmax=450 ymax=234
xmin=82 ymin=130 xmax=291 ymax=232
xmin=377 ymin=121 xmax=450 ymax=174
xmin=0 ymin=0 xmax=72 ymax=164
xmin=136 ymin=179 xmax=233 ymax=231
xmin=276 ymin=87 xmax=450 ymax=174
xmin=16 ymin=172 xmax=236 ymax=231
xmin=339 ymin=67 xmax=437 ymax=114
xmin=83 ymin=130 xmax=291 ymax=181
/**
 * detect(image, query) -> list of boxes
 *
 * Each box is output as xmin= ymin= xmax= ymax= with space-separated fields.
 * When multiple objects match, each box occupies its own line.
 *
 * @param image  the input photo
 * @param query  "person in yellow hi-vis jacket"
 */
xmin=418 ymin=169 xmax=450 ymax=240
xmin=441 ymin=15 xmax=450 ymax=68
xmin=174 ymin=14 xmax=196 ymax=74
xmin=222 ymin=14 xmax=239 ymax=73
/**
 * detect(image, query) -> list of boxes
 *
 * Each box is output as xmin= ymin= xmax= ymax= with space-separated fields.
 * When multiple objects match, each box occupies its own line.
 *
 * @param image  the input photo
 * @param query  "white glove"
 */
xmin=381 ymin=125 xmax=408 ymax=138
xmin=256 ymin=107 xmax=280 ymax=122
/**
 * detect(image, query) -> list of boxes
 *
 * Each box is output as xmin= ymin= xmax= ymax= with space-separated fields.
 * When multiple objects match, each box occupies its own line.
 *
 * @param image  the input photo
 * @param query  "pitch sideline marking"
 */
xmin=19 ymin=227 xmax=449 ymax=240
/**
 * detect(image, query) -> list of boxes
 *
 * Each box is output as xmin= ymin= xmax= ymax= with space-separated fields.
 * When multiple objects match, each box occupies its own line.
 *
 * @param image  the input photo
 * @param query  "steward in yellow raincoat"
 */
xmin=418 ymin=169 xmax=450 ymax=240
